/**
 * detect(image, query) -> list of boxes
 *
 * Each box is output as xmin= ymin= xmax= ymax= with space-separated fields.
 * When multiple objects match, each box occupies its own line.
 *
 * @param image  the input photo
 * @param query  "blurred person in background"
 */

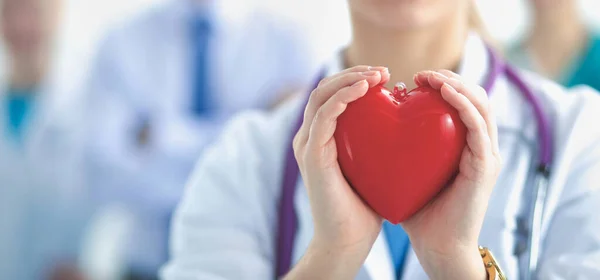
xmin=80 ymin=0 xmax=319 ymax=279
xmin=508 ymin=0 xmax=600 ymax=90
xmin=0 ymin=0 xmax=89 ymax=279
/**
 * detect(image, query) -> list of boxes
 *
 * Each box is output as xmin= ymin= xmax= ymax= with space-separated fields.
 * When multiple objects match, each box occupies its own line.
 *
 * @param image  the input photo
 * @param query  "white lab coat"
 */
xmin=81 ymin=0 xmax=320 ymax=273
xmin=0 ymin=47 xmax=87 ymax=279
xmin=161 ymin=34 xmax=600 ymax=279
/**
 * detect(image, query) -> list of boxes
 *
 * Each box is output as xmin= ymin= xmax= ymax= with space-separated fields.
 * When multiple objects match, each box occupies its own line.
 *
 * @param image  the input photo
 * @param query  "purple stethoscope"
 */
xmin=275 ymin=47 xmax=553 ymax=280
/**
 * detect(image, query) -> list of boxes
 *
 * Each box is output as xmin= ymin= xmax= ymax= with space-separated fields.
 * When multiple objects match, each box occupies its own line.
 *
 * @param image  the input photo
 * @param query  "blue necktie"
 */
xmin=383 ymin=221 xmax=411 ymax=279
xmin=190 ymin=15 xmax=212 ymax=116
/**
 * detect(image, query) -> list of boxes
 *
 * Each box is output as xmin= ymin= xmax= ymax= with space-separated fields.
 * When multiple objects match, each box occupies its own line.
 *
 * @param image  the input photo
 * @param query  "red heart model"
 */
xmin=334 ymin=83 xmax=467 ymax=224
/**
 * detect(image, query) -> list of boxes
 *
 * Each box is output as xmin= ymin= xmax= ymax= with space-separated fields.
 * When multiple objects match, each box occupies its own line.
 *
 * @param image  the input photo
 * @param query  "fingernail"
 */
xmin=442 ymin=82 xmax=453 ymax=90
xmin=352 ymin=80 xmax=366 ymax=87
xmin=361 ymin=71 xmax=378 ymax=76
xmin=434 ymin=72 xmax=448 ymax=78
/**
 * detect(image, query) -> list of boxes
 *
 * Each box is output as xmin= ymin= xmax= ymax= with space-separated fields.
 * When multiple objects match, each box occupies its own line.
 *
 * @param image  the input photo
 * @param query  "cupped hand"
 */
xmin=400 ymin=70 xmax=502 ymax=280
xmin=293 ymin=66 xmax=389 ymax=252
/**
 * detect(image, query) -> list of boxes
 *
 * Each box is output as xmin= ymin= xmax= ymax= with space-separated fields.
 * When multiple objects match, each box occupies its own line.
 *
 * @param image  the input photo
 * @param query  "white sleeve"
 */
xmin=160 ymin=107 xmax=295 ymax=280
xmin=538 ymin=87 xmax=600 ymax=279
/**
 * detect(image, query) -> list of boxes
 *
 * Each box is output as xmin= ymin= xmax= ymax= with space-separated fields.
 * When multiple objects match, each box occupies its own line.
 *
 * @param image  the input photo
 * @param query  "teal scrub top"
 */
xmin=507 ymin=33 xmax=600 ymax=91
xmin=4 ymin=88 xmax=36 ymax=143
xmin=565 ymin=35 xmax=600 ymax=90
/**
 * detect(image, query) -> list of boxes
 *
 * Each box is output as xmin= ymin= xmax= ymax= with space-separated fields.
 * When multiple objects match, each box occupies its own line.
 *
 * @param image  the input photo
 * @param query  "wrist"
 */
xmin=309 ymin=235 xmax=374 ymax=264
xmin=313 ymin=229 xmax=378 ymax=252
xmin=284 ymin=238 xmax=372 ymax=280
xmin=414 ymin=245 xmax=487 ymax=280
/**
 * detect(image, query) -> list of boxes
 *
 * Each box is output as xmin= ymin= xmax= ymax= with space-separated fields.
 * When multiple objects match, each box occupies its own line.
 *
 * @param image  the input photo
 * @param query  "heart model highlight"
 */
xmin=334 ymin=83 xmax=467 ymax=224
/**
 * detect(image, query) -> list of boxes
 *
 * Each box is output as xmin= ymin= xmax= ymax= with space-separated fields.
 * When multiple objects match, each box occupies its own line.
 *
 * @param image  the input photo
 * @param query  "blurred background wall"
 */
xmin=59 ymin=0 xmax=600 ymax=74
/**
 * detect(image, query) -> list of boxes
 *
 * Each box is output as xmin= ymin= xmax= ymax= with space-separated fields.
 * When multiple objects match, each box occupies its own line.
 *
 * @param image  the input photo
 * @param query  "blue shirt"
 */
xmin=4 ymin=88 xmax=36 ymax=143
xmin=383 ymin=221 xmax=411 ymax=279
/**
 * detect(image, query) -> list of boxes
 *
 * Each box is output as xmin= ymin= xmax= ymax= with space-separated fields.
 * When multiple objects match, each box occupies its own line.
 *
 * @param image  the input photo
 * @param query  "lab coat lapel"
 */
xmin=0 ymin=78 xmax=7 ymax=142
xmin=21 ymin=71 xmax=62 ymax=154
xmin=0 ymin=88 xmax=12 ymax=157
xmin=364 ymin=232 xmax=395 ymax=280
xmin=401 ymin=249 xmax=429 ymax=279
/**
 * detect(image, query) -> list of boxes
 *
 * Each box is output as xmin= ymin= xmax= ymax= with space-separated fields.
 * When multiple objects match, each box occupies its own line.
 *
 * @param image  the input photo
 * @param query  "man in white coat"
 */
xmin=0 ymin=0 xmax=89 ymax=279
xmin=80 ymin=0 xmax=320 ymax=278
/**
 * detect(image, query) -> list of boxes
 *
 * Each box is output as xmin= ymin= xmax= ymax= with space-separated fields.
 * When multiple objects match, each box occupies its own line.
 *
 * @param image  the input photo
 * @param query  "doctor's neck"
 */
xmin=8 ymin=54 xmax=47 ymax=91
xmin=530 ymin=0 xmax=584 ymax=38
xmin=526 ymin=0 xmax=587 ymax=79
xmin=345 ymin=7 xmax=469 ymax=90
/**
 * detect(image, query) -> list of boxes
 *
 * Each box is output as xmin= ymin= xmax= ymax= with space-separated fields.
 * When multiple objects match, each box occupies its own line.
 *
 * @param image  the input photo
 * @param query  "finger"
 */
xmin=414 ymin=70 xmax=438 ymax=87
xmin=418 ymin=71 xmax=497 ymax=146
xmin=437 ymin=69 xmax=461 ymax=80
xmin=319 ymin=65 xmax=388 ymax=87
xmin=440 ymin=83 xmax=492 ymax=159
xmin=416 ymin=71 xmax=487 ymax=113
xmin=417 ymin=70 xmax=500 ymax=163
xmin=318 ymin=65 xmax=370 ymax=87
xmin=441 ymin=78 xmax=488 ymax=118
xmin=379 ymin=68 xmax=391 ymax=86
xmin=413 ymin=69 xmax=459 ymax=88
xmin=435 ymin=75 xmax=498 ymax=155
xmin=298 ymin=71 xmax=380 ymax=143
xmin=297 ymin=73 xmax=371 ymax=154
xmin=486 ymin=103 xmax=501 ymax=157
xmin=306 ymin=80 xmax=369 ymax=152
xmin=427 ymin=70 xmax=489 ymax=118
xmin=436 ymin=70 xmax=500 ymax=157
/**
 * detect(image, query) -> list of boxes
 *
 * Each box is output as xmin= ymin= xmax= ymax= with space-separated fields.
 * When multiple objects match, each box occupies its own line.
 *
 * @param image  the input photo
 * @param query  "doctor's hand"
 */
xmin=285 ymin=66 xmax=390 ymax=280
xmin=401 ymin=70 xmax=502 ymax=280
